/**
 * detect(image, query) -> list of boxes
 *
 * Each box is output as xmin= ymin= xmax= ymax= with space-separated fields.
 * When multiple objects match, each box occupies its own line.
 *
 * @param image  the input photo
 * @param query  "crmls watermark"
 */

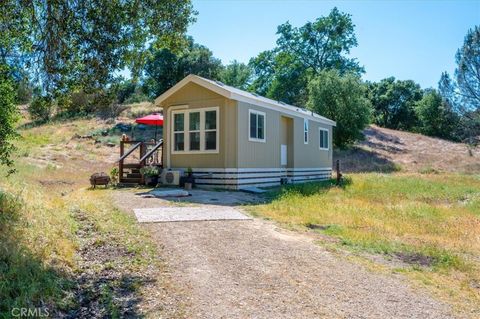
xmin=11 ymin=307 xmax=50 ymax=317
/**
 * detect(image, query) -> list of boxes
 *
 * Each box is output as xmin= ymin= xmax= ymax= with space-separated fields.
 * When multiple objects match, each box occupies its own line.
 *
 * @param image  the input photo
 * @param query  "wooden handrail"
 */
xmin=139 ymin=139 xmax=163 ymax=163
xmin=117 ymin=142 xmax=142 ymax=163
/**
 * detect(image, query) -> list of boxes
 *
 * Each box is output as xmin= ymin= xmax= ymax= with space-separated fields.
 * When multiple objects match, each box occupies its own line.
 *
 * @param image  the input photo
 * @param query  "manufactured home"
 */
xmin=154 ymin=74 xmax=336 ymax=189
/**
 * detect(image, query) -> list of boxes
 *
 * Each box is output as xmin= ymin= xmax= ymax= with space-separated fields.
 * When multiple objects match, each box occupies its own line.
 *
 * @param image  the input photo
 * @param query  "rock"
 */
xmin=115 ymin=123 xmax=132 ymax=132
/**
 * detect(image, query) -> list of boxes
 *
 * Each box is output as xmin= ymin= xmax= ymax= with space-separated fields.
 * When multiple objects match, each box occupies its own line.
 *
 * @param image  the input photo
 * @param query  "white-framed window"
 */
xmin=173 ymin=113 xmax=185 ymax=151
xmin=249 ymin=109 xmax=266 ymax=142
xmin=319 ymin=128 xmax=329 ymax=150
xmin=171 ymin=107 xmax=219 ymax=154
xmin=304 ymin=119 xmax=309 ymax=144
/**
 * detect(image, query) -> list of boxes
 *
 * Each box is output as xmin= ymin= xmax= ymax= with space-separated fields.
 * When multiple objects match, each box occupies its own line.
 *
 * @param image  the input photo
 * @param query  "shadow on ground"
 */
xmin=130 ymin=177 xmax=349 ymax=209
xmin=334 ymin=146 xmax=400 ymax=173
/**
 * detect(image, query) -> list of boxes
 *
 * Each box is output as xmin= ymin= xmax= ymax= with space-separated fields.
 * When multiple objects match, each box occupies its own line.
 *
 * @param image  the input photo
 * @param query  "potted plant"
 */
xmin=184 ymin=167 xmax=194 ymax=190
xmin=110 ymin=167 xmax=119 ymax=187
xmin=140 ymin=166 xmax=159 ymax=186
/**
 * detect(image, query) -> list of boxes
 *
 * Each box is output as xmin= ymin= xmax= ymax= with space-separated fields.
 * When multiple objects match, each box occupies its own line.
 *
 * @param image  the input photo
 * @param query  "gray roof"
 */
xmin=155 ymin=74 xmax=336 ymax=126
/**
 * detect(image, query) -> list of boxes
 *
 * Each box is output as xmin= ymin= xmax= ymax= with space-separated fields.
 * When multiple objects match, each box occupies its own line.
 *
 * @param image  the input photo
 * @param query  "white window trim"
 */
xmin=304 ymin=119 xmax=309 ymax=144
xmin=248 ymin=109 xmax=266 ymax=143
xmin=319 ymin=128 xmax=329 ymax=151
xmin=171 ymin=106 xmax=220 ymax=154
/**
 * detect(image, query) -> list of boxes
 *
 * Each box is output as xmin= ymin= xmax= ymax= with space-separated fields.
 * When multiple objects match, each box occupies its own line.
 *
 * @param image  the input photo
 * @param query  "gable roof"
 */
xmin=155 ymin=74 xmax=336 ymax=126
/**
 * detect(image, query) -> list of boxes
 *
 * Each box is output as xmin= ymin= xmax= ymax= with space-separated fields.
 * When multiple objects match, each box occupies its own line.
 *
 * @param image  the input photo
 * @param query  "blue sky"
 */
xmin=188 ymin=0 xmax=480 ymax=88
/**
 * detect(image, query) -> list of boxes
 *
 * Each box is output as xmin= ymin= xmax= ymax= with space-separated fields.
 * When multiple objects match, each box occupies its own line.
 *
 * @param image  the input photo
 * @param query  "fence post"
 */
xmin=336 ymin=159 xmax=342 ymax=185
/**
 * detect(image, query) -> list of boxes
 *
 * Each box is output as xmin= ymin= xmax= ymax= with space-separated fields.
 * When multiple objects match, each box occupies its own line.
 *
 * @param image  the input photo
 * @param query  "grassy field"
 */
xmin=0 ymin=118 xmax=168 ymax=318
xmin=250 ymin=173 xmax=480 ymax=314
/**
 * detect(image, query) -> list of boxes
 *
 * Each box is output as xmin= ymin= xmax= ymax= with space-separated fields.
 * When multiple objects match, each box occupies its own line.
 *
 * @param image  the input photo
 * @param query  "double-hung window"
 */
xmin=205 ymin=110 xmax=217 ymax=150
xmin=319 ymin=128 xmax=329 ymax=150
xmin=171 ymin=107 xmax=219 ymax=153
xmin=173 ymin=113 xmax=185 ymax=151
xmin=189 ymin=111 xmax=201 ymax=151
xmin=304 ymin=119 xmax=309 ymax=144
xmin=249 ymin=109 xmax=266 ymax=142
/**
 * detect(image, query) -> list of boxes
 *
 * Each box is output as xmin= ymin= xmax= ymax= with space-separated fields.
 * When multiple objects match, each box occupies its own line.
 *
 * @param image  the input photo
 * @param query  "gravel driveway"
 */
xmin=112 ymin=190 xmax=455 ymax=319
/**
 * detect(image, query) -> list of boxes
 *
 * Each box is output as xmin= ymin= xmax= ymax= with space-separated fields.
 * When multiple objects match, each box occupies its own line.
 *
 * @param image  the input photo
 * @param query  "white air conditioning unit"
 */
xmin=161 ymin=170 xmax=181 ymax=185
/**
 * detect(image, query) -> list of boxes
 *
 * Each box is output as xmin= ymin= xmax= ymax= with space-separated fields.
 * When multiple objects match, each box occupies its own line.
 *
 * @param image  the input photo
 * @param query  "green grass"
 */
xmin=0 ymin=188 xmax=73 ymax=317
xmin=252 ymin=173 xmax=480 ymax=313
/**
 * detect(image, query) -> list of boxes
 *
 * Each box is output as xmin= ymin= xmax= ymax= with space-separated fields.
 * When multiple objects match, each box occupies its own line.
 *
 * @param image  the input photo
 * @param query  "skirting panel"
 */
xmin=180 ymin=167 xmax=332 ymax=190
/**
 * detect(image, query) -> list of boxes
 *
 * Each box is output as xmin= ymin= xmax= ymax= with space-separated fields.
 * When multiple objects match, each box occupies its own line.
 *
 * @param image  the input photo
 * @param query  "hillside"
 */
xmin=335 ymin=125 xmax=480 ymax=174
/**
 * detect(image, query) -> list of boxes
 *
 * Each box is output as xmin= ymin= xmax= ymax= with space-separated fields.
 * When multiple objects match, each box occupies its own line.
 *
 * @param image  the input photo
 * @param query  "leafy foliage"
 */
xmin=414 ymin=89 xmax=459 ymax=140
xmin=0 ymin=0 xmax=196 ymax=95
xmin=0 ymin=65 xmax=19 ymax=173
xmin=367 ymin=77 xmax=423 ymax=131
xmin=307 ymin=70 xmax=372 ymax=147
xmin=219 ymin=60 xmax=252 ymax=90
xmin=28 ymin=96 xmax=54 ymax=122
xmin=276 ymin=7 xmax=363 ymax=76
xmin=143 ymin=37 xmax=223 ymax=98
xmin=249 ymin=8 xmax=363 ymax=106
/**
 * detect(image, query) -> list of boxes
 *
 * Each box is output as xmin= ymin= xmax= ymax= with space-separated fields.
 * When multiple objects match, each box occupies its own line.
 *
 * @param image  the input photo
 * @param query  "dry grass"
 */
xmin=250 ymin=173 xmax=480 ymax=315
xmin=0 ymin=118 xmax=165 ymax=317
xmin=335 ymin=125 xmax=480 ymax=174
xmin=119 ymin=102 xmax=162 ymax=119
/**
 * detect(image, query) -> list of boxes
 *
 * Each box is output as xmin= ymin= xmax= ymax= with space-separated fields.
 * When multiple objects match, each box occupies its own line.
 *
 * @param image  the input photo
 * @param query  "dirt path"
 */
xmin=112 ymin=191 xmax=455 ymax=319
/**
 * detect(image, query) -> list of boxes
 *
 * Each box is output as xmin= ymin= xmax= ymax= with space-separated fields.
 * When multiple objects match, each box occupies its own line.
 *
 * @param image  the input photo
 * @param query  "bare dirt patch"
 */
xmin=394 ymin=252 xmax=436 ymax=267
xmin=335 ymin=125 xmax=480 ymax=173
xmin=64 ymin=208 xmax=148 ymax=318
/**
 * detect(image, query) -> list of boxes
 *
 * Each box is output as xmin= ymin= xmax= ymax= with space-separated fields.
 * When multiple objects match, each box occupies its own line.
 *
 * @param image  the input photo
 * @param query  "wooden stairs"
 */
xmin=117 ymin=140 xmax=163 ymax=187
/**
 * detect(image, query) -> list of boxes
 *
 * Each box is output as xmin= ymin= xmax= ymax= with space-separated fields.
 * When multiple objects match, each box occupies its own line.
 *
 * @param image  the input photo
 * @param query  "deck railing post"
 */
xmin=119 ymin=141 xmax=125 ymax=181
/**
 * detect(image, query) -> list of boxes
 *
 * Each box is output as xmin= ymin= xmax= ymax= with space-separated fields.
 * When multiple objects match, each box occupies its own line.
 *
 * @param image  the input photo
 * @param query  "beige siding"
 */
xmin=236 ymin=101 xmax=281 ymax=168
xmin=236 ymin=101 xmax=332 ymax=169
xmin=293 ymin=117 xmax=333 ymax=168
xmin=160 ymin=82 xmax=237 ymax=169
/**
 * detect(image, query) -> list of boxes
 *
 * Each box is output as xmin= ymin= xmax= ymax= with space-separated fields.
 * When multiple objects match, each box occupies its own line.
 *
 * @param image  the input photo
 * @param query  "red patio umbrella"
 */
xmin=135 ymin=113 xmax=163 ymax=141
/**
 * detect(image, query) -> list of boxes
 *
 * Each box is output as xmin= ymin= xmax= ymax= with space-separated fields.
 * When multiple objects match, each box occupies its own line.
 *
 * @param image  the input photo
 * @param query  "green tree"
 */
xmin=455 ymin=26 xmax=480 ymax=111
xmin=307 ymin=70 xmax=372 ymax=147
xmin=0 ymin=0 xmax=195 ymax=95
xmin=367 ymin=78 xmax=423 ymax=130
xmin=415 ymin=89 xmax=459 ymax=140
xmin=143 ymin=37 xmax=223 ymax=98
xmin=0 ymin=65 xmax=19 ymax=173
xmin=219 ymin=60 xmax=252 ymax=90
xmin=249 ymin=7 xmax=363 ymax=106
xmin=276 ymin=7 xmax=363 ymax=76
xmin=439 ymin=26 xmax=480 ymax=142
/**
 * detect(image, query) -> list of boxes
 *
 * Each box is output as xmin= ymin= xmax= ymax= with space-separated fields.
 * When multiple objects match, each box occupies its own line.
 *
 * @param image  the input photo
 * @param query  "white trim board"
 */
xmin=183 ymin=167 xmax=332 ymax=173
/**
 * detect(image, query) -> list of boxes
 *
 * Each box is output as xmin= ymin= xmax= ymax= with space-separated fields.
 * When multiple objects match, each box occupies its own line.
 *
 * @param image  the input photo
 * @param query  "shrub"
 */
xmin=92 ymin=91 xmax=127 ymax=119
xmin=124 ymin=91 xmax=150 ymax=104
xmin=0 ymin=64 xmax=19 ymax=172
xmin=28 ymin=96 xmax=54 ymax=122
